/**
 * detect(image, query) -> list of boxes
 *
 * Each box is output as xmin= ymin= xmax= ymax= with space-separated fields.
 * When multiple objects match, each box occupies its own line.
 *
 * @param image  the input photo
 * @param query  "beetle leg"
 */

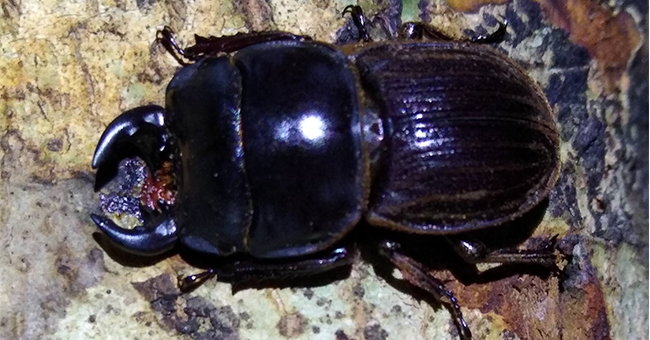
xmin=90 ymin=213 xmax=178 ymax=256
xmin=398 ymin=20 xmax=507 ymax=44
xmin=342 ymin=5 xmax=371 ymax=42
xmin=399 ymin=22 xmax=456 ymax=41
xmin=470 ymin=20 xmax=507 ymax=44
xmin=187 ymin=32 xmax=312 ymax=58
xmin=156 ymin=26 xmax=190 ymax=65
xmin=446 ymin=235 xmax=560 ymax=269
xmin=92 ymin=105 xmax=168 ymax=191
xmin=157 ymin=26 xmax=312 ymax=63
xmin=378 ymin=241 xmax=472 ymax=340
xmin=177 ymin=246 xmax=354 ymax=292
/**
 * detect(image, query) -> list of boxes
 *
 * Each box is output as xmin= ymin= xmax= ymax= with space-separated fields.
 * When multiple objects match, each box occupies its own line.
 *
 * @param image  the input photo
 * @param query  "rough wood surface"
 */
xmin=0 ymin=0 xmax=647 ymax=340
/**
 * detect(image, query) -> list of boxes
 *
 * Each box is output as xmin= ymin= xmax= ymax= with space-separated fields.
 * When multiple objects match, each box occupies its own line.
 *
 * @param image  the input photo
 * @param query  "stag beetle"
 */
xmin=91 ymin=6 xmax=561 ymax=340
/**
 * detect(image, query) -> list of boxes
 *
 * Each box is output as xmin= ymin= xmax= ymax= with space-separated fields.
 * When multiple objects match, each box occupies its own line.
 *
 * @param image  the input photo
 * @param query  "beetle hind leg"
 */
xmin=446 ymin=235 xmax=562 ymax=270
xmin=378 ymin=241 xmax=472 ymax=340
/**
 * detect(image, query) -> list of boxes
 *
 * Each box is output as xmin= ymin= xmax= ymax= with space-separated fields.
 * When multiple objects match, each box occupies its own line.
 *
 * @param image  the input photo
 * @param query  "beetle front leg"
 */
xmin=378 ymin=241 xmax=471 ymax=340
xmin=157 ymin=26 xmax=312 ymax=63
xmin=446 ymin=235 xmax=560 ymax=269
xmin=178 ymin=245 xmax=355 ymax=292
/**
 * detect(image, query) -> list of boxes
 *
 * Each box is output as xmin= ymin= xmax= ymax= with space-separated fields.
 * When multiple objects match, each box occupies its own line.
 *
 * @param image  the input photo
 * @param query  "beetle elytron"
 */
xmin=91 ymin=6 xmax=561 ymax=339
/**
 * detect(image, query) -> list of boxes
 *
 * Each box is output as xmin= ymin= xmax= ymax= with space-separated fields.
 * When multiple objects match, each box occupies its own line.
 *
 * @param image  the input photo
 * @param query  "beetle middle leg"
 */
xmin=342 ymin=5 xmax=371 ymax=42
xmin=378 ymin=240 xmax=472 ymax=340
xmin=344 ymin=5 xmax=506 ymax=44
xmin=178 ymin=245 xmax=354 ymax=292
xmin=399 ymin=19 xmax=507 ymax=43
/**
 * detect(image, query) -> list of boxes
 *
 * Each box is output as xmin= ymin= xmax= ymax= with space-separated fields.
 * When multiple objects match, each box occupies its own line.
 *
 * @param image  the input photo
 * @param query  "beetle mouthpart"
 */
xmin=92 ymin=105 xmax=168 ymax=191
xmin=90 ymin=213 xmax=178 ymax=256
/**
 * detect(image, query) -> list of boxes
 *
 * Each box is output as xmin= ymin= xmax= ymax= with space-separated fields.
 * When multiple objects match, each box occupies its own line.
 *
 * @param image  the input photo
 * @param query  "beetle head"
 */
xmin=91 ymin=105 xmax=178 ymax=255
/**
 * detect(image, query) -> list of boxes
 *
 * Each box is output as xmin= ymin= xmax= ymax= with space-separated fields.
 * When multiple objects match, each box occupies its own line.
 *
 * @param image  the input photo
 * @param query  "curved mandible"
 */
xmin=91 ymin=213 xmax=178 ymax=256
xmin=92 ymin=105 xmax=167 ymax=191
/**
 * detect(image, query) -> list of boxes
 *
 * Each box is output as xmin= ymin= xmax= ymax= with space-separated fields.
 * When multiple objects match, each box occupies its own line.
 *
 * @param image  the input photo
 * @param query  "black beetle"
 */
xmin=91 ymin=6 xmax=561 ymax=340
